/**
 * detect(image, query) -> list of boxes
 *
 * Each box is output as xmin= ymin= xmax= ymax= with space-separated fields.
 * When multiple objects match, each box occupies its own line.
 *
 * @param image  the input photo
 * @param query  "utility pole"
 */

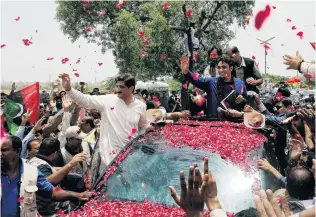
xmin=256 ymin=37 xmax=275 ymax=74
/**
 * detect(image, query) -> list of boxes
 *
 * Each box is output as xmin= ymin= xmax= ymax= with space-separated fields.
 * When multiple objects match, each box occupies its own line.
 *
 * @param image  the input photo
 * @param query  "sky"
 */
xmin=0 ymin=0 xmax=315 ymax=83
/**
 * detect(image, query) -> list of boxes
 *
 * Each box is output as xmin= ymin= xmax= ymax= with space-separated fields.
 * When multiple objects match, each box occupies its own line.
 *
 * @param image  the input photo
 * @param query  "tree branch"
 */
xmin=194 ymin=1 xmax=222 ymax=38
xmin=170 ymin=26 xmax=186 ymax=32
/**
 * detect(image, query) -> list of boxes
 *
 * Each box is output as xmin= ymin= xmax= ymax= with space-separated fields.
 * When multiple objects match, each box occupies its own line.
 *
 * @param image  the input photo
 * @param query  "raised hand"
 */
xmin=283 ymin=51 xmax=304 ymax=70
xmin=58 ymin=73 xmax=72 ymax=91
xmin=169 ymin=166 xmax=208 ymax=217
xmin=62 ymin=94 xmax=73 ymax=111
xmin=21 ymin=109 xmax=33 ymax=125
xmin=255 ymin=189 xmax=291 ymax=217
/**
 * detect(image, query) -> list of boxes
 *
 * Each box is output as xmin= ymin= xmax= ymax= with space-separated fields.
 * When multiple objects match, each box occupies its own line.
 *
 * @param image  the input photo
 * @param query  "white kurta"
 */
xmin=66 ymin=89 xmax=147 ymax=165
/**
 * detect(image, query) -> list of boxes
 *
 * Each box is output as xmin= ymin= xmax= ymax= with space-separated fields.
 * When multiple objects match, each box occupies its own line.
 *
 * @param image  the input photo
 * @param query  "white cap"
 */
xmin=65 ymin=126 xmax=87 ymax=139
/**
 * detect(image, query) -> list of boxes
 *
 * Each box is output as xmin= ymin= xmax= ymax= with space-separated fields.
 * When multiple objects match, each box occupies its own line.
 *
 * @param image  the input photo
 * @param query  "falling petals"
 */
xmin=162 ymin=2 xmax=170 ymax=10
xmin=294 ymin=77 xmax=301 ymax=82
xmin=193 ymin=53 xmax=199 ymax=62
xmin=291 ymin=26 xmax=297 ymax=30
xmin=22 ymin=39 xmax=32 ymax=46
xmin=98 ymin=62 xmax=103 ymax=66
xmin=210 ymin=52 xmax=217 ymax=59
xmin=76 ymin=59 xmax=81 ymax=64
xmin=116 ymin=3 xmax=124 ymax=8
xmin=17 ymin=196 xmax=24 ymax=203
xmin=286 ymin=18 xmax=292 ymax=22
xmin=128 ymin=128 xmax=137 ymax=140
xmin=15 ymin=16 xmax=20 ymax=21
xmin=254 ymin=5 xmax=271 ymax=30
xmin=1 ymin=44 xmax=6 ymax=48
xmin=160 ymin=55 xmax=166 ymax=60
xmin=141 ymin=51 xmax=147 ymax=57
xmin=272 ymin=6 xmax=276 ymax=9
xmin=74 ymin=73 xmax=80 ymax=77
xmin=98 ymin=11 xmax=105 ymax=17
xmin=110 ymin=107 xmax=114 ymax=110
xmin=86 ymin=27 xmax=92 ymax=32
xmin=182 ymin=81 xmax=188 ymax=89
xmin=47 ymin=57 xmax=54 ymax=60
xmin=61 ymin=57 xmax=69 ymax=64
xmin=185 ymin=9 xmax=193 ymax=17
xmin=244 ymin=16 xmax=251 ymax=25
xmin=142 ymin=37 xmax=150 ymax=46
xmin=296 ymin=31 xmax=303 ymax=39
xmin=193 ymin=72 xmax=199 ymax=81
xmin=251 ymin=56 xmax=256 ymax=60
xmin=138 ymin=31 xmax=145 ymax=38
xmin=299 ymin=84 xmax=303 ymax=89
xmin=306 ymin=73 xmax=313 ymax=79
xmin=263 ymin=44 xmax=270 ymax=50
xmin=310 ymin=42 xmax=316 ymax=51
xmin=256 ymin=62 xmax=260 ymax=68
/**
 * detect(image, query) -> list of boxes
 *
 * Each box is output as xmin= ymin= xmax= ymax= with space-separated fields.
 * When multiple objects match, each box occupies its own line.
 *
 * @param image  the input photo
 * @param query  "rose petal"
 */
xmin=310 ymin=42 xmax=316 ymax=51
xmin=193 ymin=53 xmax=198 ymax=62
xmin=185 ymin=9 xmax=193 ymax=17
xmin=110 ymin=107 xmax=114 ymax=110
xmin=141 ymin=51 xmax=147 ymax=57
xmin=163 ymin=2 xmax=170 ymax=10
xmin=1 ymin=44 xmax=6 ymax=48
xmin=98 ymin=62 xmax=103 ymax=66
xmin=291 ymin=26 xmax=297 ymax=30
xmin=254 ymin=5 xmax=271 ymax=30
xmin=272 ymin=6 xmax=276 ymax=9
xmin=86 ymin=27 xmax=92 ymax=32
xmin=160 ymin=55 xmax=166 ymax=60
xmin=74 ymin=73 xmax=80 ymax=77
xmin=15 ymin=16 xmax=20 ymax=21
xmin=251 ymin=56 xmax=256 ymax=60
xmin=297 ymin=31 xmax=303 ymax=39
xmin=286 ymin=18 xmax=292 ymax=22
xmin=138 ymin=31 xmax=145 ymax=38
xmin=47 ymin=57 xmax=54 ymax=60
xmin=17 ymin=196 xmax=24 ymax=203
xmin=193 ymin=72 xmax=199 ymax=81
xmin=263 ymin=44 xmax=270 ymax=50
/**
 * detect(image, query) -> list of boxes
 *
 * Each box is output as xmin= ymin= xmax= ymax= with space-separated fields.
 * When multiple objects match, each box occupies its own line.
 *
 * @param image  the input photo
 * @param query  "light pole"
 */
xmin=256 ymin=37 xmax=275 ymax=74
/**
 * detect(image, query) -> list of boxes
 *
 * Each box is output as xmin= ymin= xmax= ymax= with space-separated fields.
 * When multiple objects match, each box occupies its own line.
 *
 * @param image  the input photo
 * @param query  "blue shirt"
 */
xmin=1 ymin=159 xmax=54 ymax=217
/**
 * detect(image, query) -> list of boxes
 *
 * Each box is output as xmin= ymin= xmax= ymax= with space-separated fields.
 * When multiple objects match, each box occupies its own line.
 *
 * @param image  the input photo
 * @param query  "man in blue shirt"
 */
xmin=1 ymin=135 xmax=92 ymax=217
xmin=181 ymin=56 xmax=248 ymax=118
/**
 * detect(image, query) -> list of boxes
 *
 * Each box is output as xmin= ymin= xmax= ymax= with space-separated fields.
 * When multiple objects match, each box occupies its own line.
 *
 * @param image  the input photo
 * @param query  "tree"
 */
xmin=56 ymin=1 xmax=255 ymax=80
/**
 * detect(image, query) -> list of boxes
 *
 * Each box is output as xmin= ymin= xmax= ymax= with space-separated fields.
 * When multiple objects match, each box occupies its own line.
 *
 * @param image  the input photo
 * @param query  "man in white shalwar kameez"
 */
xmin=58 ymin=73 xmax=148 ymax=165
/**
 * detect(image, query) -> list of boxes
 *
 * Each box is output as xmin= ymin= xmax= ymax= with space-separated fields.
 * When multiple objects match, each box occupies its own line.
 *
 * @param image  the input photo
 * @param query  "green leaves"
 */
xmin=55 ymin=1 xmax=254 ymax=81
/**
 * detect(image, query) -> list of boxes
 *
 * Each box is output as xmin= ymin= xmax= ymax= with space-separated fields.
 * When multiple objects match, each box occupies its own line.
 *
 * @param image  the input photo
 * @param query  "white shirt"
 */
xmin=67 ymin=89 xmax=147 ymax=165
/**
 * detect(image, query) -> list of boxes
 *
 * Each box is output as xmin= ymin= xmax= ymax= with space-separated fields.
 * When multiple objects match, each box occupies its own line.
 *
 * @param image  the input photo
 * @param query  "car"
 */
xmin=64 ymin=119 xmax=280 ymax=217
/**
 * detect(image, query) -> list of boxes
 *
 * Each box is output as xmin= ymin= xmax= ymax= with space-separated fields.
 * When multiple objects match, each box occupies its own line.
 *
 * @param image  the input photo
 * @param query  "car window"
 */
xmin=106 ymin=143 xmax=257 ymax=213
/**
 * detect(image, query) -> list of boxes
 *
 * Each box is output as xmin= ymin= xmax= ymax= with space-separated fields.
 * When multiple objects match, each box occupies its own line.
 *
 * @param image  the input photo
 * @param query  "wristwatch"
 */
xmin=298 ymin=60 xmax=304 ymax=73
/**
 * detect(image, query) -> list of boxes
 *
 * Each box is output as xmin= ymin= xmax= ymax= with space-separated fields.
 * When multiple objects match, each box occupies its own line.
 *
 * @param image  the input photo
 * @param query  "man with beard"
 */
xmin=203 ymin=46 xmax=222 ymax=78
xmin=58 ymin=73 xmax=148 ymax=166
xmin=226 ymin=46 xmax=263 ymax=93
xmin=181 ymin=56 xmax=247 ymax=118
xmin=1 ymin=135 xmax=92 ymax=217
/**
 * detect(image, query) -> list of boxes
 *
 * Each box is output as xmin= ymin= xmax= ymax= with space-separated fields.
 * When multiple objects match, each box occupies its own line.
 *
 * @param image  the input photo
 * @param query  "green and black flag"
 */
xmin=5 ymin=82 xmax=40 ymax=134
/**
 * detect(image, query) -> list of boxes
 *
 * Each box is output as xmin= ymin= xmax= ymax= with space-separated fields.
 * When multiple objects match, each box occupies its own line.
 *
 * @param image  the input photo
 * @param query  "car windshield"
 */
xmin=90 ymin=120 xmax=275 ymax=213
xmin=106 ymin=143 xmax=259 ymax=213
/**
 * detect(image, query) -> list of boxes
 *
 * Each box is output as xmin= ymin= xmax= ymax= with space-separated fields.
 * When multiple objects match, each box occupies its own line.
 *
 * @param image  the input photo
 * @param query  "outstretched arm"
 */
xmin=185 ymin=71 xmax=212 ymax=92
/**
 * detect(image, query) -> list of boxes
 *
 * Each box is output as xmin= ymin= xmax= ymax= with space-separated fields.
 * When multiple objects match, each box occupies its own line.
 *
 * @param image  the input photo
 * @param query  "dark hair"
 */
xmin=277 ymin=87 xmax=291 ymax=97
xmin=59 ymin=91 xmax=66 ymax=95
xmin=7 ymin=135 xmax=22 ymax=154
xmin=286 ymin=167 xmax=315 ymax=200
xmin=1 ymin=92 xmax=7 ymax=96
xmin=93 ymin=88 xmax=99 ymax=92
xmin=218 ymin=56 xmax=235 ymax=67
xmin=234 ymin=208 xmax=259 ymax=217
xmin=38 ymin=138 xmax=60 ymax=156
xmin=115 ymin=74 xmax=135 ymax=90
xmin=208 ymin=46 xmax=222 ymax=57
xmin=55 ymin=96 xmax=62 ymax=101
xmin=89 ymin=109 xmax=101 ymax=119
xmin=26 ymin=139 xmax=41 ymax=151
xmin=146 ymin=101 xmax=155 ymax=110
xmin=83 ymin=117 xmax=95 ymax=128
xmin=231 ymin=46 xmax=239 ymax=54
xmin=281 ymin=99 xmax=293 ymax=107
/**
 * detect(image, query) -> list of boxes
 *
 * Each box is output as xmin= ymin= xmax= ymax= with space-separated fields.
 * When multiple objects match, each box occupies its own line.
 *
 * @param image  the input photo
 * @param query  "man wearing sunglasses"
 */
xmin=59 ymin=73 xmax=147 ymax=166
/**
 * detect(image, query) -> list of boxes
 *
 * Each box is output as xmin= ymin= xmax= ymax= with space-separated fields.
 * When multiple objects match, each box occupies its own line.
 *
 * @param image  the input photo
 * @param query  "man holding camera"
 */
xmin=227 ymin=46 xmax=263 ymax=93
xmin=203 ymin=46 xmax=222 ymax=78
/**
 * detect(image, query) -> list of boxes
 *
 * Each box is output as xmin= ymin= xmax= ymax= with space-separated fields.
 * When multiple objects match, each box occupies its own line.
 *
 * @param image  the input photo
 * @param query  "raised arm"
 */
xmin=180 ymin=56 xmax=211 ymax=92
xmin=59 ymin=73 xmax=107 ymax=111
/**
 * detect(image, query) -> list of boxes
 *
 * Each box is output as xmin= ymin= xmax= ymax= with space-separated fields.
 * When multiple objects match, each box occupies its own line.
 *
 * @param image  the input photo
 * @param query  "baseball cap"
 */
xmin=65 ymin=126 xmax=87 ymax=139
